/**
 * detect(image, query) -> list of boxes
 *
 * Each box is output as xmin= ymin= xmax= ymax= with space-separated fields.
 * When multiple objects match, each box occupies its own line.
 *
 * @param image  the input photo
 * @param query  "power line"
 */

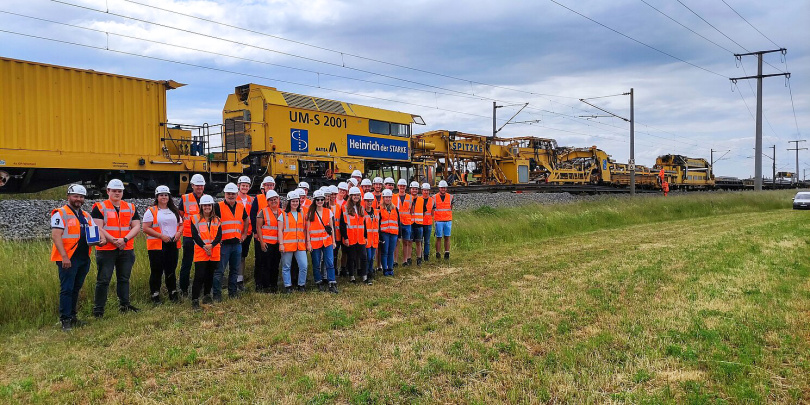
xmin=720 ymin=0 xmax=781 ymax=48
xmin=784 ymin=55 xmax=802 ymax=139
xmin=638 ymin=0 xmax=734 ymax=54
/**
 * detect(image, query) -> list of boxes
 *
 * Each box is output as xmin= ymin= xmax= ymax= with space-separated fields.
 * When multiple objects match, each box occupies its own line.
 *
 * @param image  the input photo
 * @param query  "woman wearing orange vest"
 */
xmin=379 ymin=189 xmax=400 ymax=276
xmin=395 ymin=179 xmax=415 ymax=268
xmin=433 ymin=180 xmax=454 ymax=261
xmin=363 ymin=192 xmax=380 ymax=284
xmin=306 ymin=190 xmax=339 ymax=293
xmin=340 ymin=187 xmax=370 ymax=284
xmin=51 ymin=184 xmax=101 ymax=331
xmin=190 ymin=195 xmax=222 ymax=309
xmin=142 ymin=185 xmax=183 ymax=304
xmin=256 ymin=190 xmax=282 ymax=293
xmin=413 ymin=183 xmax=435 ymax=266
xmin=236 ymin=176 xmax=254 ymax=291
xmin=335 ymin=182 xmax=350 ymax=277
xmin=250 ymin=176 xmax=275 ymax=291
xmin=179 ymin=173 xmax=207 ymax=297
xmin=92 ymin=179 xmax=142 ymax=317
xmin=280 ymin=191 xmax=308 ymax=293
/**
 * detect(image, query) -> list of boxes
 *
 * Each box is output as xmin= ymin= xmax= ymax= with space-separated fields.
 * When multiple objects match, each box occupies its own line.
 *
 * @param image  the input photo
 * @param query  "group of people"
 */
xmin=50 ymin=170 xmax=454 ymax=331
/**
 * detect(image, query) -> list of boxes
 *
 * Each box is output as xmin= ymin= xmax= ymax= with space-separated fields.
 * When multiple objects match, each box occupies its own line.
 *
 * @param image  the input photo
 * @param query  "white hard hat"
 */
xmin=384 ymin=177 xmax=395 ymax=184
xmin=348 ymin=178 xmax=358 ymax=186
xmin=190 ymin=174 xmax=206 ymax=186
xmin=349 ymin=186 xmax=361 ymax=195
xmin=106 ymin=179 xmax=125 ymax=190
xmin=351 ymin=170 xmax=362 ymax=177
xmin=322 ymin=187 xmax=332 ymax=195
xmin=286 ymin=191 xmax=299 ymax=200
xmin=397 ymin=179 xmax=408 ymax=186
xmin=438 ymin=180 xmax=449 ymax=188
xmin=262 ymin=176 xmax=275 ymax=184
xmin=295 ymin=188 xmax=306 ymax=198
xmin=382 ymin=189 xmax=393 ymax=197
xmin=328 ymin=185 xmax=339 ymax=194
xmin=238 ymin=176 xmax=251 ymax=185
xmin=298 ymin=181 xmax=310 ymax=189
xmin=373 ymin=177 xmax=383 ymax=184
xmin=363 ymin=192 xmax=375 ymax=200
xmin=266 ymin=190 xmax=279 ymax=199
xmin=223 ymin=183 xmax=239 ymax=193
xmin=313 ymin=190 xmax=325 ymax=199
xmin=410 ymin=181 xmax=420 ymax=188
xmin=199 ymin=194 xmax=215 ymax=205
xmin=421 ymin=183 xmax=431 ymax=190
xmin=66 ymin=184 xmax=87 ymax=196
xmin=155 ymin=185 xmax=171 ymax=195
xmin=361 ymin=179 xmax=372 ymax=186
xmin=338 ymin=182 xmax=349 ymax=191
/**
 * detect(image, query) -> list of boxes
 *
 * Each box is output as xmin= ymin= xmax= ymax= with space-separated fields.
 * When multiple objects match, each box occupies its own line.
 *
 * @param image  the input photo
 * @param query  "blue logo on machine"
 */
xmin=602 ymin=159 xmax=607 ymax=170
xmin=347 ymin=135 xmax=409 ymax=160
xmin=291 ymin=128 xmax=309 ymax=152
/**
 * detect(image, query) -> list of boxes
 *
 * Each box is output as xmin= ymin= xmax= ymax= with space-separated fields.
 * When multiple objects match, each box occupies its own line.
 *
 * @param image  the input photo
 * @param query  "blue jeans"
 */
xmin=422 ymin=224 xmax=432 ymax=258
xmin=366 ymin=247 xmax=377 ymax=275
xmin=214 ymin=242 xmax=241 ymax=298
xmin=311 ymin=245 xmax=336 ymax=283
xmin=282 ymin=250 xmax=308 ymax=287
xmin=380 ymin=232 xmax=398 ymax=270
xmin=57 ymin=257 xmax=91 ymax=321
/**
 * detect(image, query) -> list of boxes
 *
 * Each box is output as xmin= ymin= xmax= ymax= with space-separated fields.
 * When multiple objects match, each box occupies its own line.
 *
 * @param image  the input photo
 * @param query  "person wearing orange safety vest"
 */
xmin=279 ymin=191 xmax=308 ymax=293
xmin=255 ymin=190 xmax=282 ymax=293
xmin=92 ymin=179 xmax=141 ymax=317
xmin=395 ymin=179 xmax=415 ymax=267
xmin=249 ymin=176 xmax=275 ymax=290
xmin=335 ymin=182 xmax=350 ymax=277
xmin=298 ymin=181 xmax=312 ymax=212
xmin=379 ymin=189 xmax=400 ymax=276
xmin=213 ymin=183 xmax=249 ymax=300
xmin=142 ymin=185 xmax=183 ymax=304
xmin=339 ymin=187 xmax=370 ymax=284
xmin=433 ymin=180 xmax=454 ymax=261
xmin=178 ymin=173 xmax=207 ymax=297
xmin=663 ymin=181 xmax=670 ymax=197
xmin=236 ymin=176 xmax=254 ymax=291
xmin=306 ymin=189 xmax=339 ymax=293
xmin=50 ymin=184 xmax=102 ymax=331
xmin=413 ymin=183 xmax=435 ymax=266
xmin=190 ymin=194 xmax=222 ymax=309
xmin=363 ymin=192 xmax=380 ymax=283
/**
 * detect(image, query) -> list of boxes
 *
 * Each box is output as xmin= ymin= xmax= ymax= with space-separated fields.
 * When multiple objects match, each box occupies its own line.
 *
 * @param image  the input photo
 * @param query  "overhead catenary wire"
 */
xmin=720 ymin=0 xmax=781 ymax=49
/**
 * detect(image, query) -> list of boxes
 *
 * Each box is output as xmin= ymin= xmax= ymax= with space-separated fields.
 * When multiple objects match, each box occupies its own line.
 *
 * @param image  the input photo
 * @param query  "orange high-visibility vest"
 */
xmin=260 ymin=207 xmax=280 ymax=245
xmin=380 ymin=206 xmax=399 ymax=234
xmin=365 ymin=210 xmax=379 ymax=248
xmin=238 ymin=194 xmax=255 ymax=234
xmin=281 ymin=211 xmax=306 ymax=251
xmin=192 ymin=215 xmax=221 ymax=262
xmin=95 ymin=200 xmax=136 ymax=251
xmin=218 ymin=201 xmax=245 ymax=241
xmin=433 ymin=193 xmax=453 ymax=222
xmin=308 ymin=209 xmax=334 ymax=249
xmin=395 ymin=194 xmax=413 ymax=225
xmin=413 ymin=196 xmax=434 ymax=226
xmin=343 ymin=208 xmax=366 ymax=246
xmin=301 ymin=198 xmax=312 ymax=211
xmin=181 ymin=193 xmax=201 ymax=237
xmin=145 ymin=206 xmax=182 ymax=250
xmin=50 ymin=205 xmax=94 ymax=262
xmin=333 ymin=200 xmax=346 ymax=242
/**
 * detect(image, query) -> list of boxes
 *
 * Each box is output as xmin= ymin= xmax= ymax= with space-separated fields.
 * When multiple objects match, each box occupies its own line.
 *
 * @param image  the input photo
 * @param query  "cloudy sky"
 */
xmin=1 ymin=0 xmax=807 ymax=178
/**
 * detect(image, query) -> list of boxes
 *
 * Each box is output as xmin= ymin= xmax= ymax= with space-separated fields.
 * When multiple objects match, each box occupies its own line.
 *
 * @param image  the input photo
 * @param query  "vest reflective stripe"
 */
xmin=50 ymin=206 xmax=93 ymax=261
xmin=218 ymin=201 xmax=245 ymax=240
xmin=260 ymin=207 xmax=280 ymax=244
xmin=433 ymin=194 xmax=453 ymax=222
xmin=365 ymin=212 xmax=379 ymax=248
xmin=281 ymin=212 xmax=306 ymax=251
xmin=145 ymin=206 xmax=182 ymax=250
xmin=192 ymin=215 xmax=221 ymax=262
xmin=182 ymin=193 xmax=201 ymax=237
xmin=380 ymin=207 xmax=399 ymax=234
xmin=343 ymin=209 xmax=366 ymax=245
xmin=96 ymin=200 xmax=136 ymax=250
xmin=307 ymin=209 xmax=333 ymax=249
xmin=413 ymin=196 xmax=434 ymax=225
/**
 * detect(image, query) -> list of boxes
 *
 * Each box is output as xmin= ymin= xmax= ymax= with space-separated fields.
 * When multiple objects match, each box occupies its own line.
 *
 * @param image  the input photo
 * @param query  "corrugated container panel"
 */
xmin=0 ymin=57 xmax=167 ymax=156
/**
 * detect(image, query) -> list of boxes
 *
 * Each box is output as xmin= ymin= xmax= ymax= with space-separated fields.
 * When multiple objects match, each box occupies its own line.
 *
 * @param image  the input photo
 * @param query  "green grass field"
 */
xmin=1 ymin=190 xmax=808 ymax=403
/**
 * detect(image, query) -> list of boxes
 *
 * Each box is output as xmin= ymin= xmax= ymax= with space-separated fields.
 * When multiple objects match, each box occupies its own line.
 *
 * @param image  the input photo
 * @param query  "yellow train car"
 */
xmin=547 ymin=146 xmax=612 ymax=185
xmin=0 ymin=57 xmax=244 ymax=194
xmin=654 ymin=154 xmax=714 ymax=189
xmin=222 ymin=84 xmax=425 ymax=189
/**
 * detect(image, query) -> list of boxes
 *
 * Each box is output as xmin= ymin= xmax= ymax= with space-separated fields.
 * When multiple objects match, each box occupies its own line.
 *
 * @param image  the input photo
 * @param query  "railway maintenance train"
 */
xmin=0 ymin=57 xmax=718 ymax=195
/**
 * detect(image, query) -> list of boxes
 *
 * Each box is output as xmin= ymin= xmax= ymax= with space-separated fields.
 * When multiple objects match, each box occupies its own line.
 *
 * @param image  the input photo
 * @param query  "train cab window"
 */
xmin=391 ymin=123 xmax=410 ymax=137
xmin=369 ymin=120 xmax=390 ymax=135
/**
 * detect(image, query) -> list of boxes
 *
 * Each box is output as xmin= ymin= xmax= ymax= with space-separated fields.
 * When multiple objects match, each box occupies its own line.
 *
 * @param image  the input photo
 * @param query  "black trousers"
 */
xmin=256 ymin=242 xmax=281 ymax=290
xmin=147 ymin=242 xmax=179 ymax=296
xmin=346 ymin=244 xmax=367 ymax=278
xmin=192 ymin=260 xmax=217 ymax=300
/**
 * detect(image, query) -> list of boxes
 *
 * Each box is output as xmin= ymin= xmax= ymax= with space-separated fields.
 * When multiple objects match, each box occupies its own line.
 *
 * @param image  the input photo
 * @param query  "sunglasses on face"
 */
xmin=315 ymin=198 xmax=325 ymax=203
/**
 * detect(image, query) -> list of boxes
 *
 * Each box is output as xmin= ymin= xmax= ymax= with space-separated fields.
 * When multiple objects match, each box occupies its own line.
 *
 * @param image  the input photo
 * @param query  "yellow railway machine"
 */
xmin=654 ymin=154 xmax=715 ymax=189
xmin=546 ymin=146 xmax=612 ymax=185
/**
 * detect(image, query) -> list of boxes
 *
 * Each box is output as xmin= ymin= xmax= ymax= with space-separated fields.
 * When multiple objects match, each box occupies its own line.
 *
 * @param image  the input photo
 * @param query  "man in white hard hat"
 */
xmin=179 ymin=173 xmax=207 ymax=296
xmin=92 ymin=179 xmax=142 ymax=317
xmin=249 ymin=176 xmax=276 ymax=287
xmin=412 ymin=182 xmax=434 ymax=265
xmin=394 ymin=179 xmax=414 ymax=268
xmin=433 ymin=180 xmax=454 ymax=260
xmin=236 ymin=176 xmax=254 ymax=291
xmin=351 ymin=169 xmax=363 ymax=184
xmin=298 ymin=181 xmax=311 ymax=212
xmin=213 ymin=182 xmax=249 ymax=300
xmin=50 ymin=184 xmax=102 ymax=331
